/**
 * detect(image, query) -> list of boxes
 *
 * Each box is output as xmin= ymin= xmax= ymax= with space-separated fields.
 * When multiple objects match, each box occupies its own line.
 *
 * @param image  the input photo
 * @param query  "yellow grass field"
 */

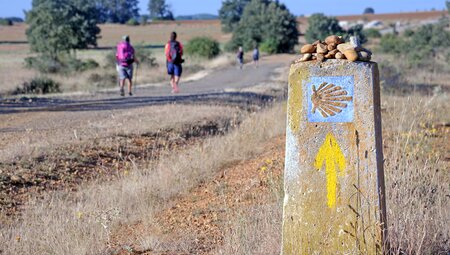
xmin=0 ymin=21 xmax=227 ymax=47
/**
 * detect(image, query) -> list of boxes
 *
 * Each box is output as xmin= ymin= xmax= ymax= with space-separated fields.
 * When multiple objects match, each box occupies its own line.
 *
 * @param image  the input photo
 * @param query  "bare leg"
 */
xmin=119 ymin=79 xmax=125 ymax=96
xmin=170 ymin=75 xmax=178 ymax=93
xmin=172 ymin=75 xmax=180 ymax=93
xmin=170 ymin=75 xmax=175 ymax=88
xmin=128 ymin=78 xmax=133 ymax=95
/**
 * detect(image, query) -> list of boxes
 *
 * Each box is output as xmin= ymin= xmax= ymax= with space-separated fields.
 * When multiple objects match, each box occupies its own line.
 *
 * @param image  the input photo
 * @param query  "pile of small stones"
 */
xmin=298 ymin=35 xmax=372 ymax=62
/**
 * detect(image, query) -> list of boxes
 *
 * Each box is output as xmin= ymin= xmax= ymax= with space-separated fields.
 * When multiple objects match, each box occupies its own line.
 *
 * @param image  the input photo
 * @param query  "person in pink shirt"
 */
xmin=165 ymin=32 xmax=184 ymax=93
xmin=116 ymin=35 xmax=139 ymax=96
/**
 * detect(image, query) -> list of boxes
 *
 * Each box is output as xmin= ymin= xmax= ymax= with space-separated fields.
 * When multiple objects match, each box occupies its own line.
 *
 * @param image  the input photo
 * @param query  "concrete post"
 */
xmin=282 ymin=60 xmax=387 ymax=254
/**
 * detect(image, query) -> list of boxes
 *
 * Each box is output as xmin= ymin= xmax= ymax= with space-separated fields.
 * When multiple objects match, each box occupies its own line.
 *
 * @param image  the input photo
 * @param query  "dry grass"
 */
xmin=0 ymin=104 xmax=240 ymax=162
xmin=0 ymin=45 xmax=36 ymax=93
xmin=98 ymin=21 xmax=226 ymax=47
xmin=0 ymin=103 xmax=285 ymax=254
xmin=382 ymin=95 xmax=449 ymax=254
xmin=0 ymin=91 xmax=447 ymax=254
xmin=218 ymin=204 xmax=282 ymax=255
xmin=215 ymin=93 xmax=449 ymax=255
xmin=0 ymin=22 xmax=226 ymax=47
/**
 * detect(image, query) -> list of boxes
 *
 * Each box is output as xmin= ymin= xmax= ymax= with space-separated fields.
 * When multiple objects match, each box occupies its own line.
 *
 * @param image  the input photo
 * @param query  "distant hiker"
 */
xmin=165 ymin=31 xmax=184 ymax=93
xmin=237 ymin=46 xmax=244 ymax=70
xmin=252 ymin=45 xmax=259 ymax=68
xmin=116 ymin=35 xmax=138 ymax=96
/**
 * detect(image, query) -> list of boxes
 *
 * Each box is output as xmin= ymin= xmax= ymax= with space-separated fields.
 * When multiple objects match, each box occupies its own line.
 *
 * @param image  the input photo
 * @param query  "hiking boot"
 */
xmin=129 ymin=92 xmax=133 ymax=96
xmin=120 ymin=88 xmax=125 ymax=96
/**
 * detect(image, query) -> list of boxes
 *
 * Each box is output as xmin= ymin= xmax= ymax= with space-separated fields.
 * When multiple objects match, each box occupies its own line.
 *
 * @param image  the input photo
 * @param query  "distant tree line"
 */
xmin=175 ymin=14 xmax=218 ymax=20
xmin=0 ymin=17 xmax=24 ymax=26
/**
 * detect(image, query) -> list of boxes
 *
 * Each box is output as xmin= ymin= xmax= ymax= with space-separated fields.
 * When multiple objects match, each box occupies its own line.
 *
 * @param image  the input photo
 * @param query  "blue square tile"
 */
xmin=306 ymin=76 xmax=354 ymax=123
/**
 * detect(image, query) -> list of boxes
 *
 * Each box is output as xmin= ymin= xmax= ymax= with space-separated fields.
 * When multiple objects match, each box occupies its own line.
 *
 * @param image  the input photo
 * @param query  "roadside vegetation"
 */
xmin=379 ymin=18 xmax=450 ymax=68
xmin=185 ymin=37 xmax=221 ymax=59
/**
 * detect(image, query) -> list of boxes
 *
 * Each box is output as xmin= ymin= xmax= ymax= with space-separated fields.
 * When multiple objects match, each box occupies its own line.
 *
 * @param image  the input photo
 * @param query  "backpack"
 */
xmin=253 ymin=48 xmax=259 ymax=59
xmin=117 ymin=42 xmax=134 ymax=66
xmin=167 ymin=41 xmax=182 ymax=64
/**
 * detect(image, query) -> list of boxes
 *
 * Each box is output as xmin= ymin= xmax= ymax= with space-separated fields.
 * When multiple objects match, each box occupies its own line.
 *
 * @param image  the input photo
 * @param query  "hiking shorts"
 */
xmin=167 ymin=62 xmax=182 ymax=77
xmin=117 ymin=64 xmax=133 ymax=80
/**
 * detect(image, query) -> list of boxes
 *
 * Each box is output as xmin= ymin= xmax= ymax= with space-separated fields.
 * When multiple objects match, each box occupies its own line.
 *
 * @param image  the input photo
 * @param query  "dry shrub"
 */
xmin=0 ymin=102 xmax=285 ymax=254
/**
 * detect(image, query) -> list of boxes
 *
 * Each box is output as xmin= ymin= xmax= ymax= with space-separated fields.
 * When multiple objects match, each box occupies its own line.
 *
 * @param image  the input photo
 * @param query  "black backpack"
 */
xmin=168 ymin=41 xmax=182 ymax=64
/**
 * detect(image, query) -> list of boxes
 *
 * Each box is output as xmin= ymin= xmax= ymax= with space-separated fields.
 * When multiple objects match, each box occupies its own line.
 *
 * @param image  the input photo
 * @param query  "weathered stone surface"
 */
xmin=299 ymin=53 xmax=312 ymax=62
xmin=327 ymin=43 xmax=337 ymax=51
xmin=335 ymin=52 xmax=346 ymax=59
xmin=301 ymin=44 xmax=316 ymax=54
xmin=10 ymin=175 xmax=22 ymax=184
xmin=325 ymin=49 xmax=339 ymax=59
xmin=325 ymin=35 xmax=343 ymax=45
xmin=324 ymin=53 xmax=333 ymax=59
xmin=312 ymin=40 xmax=321 ymax=46
xmin=283 ymin=60 xmax=387 ymax=254
xmin=316 ymin=53 xmax=325 ymax=62
xmin=337 ymin=42 xmax=354 ymax=53
xmin=344 ymin=49 xmax=358 ymax=62
xmin=325 ymin=50 xmax=338 ymax=59
xmin=316 ymin=43 xmax=328 ymax=54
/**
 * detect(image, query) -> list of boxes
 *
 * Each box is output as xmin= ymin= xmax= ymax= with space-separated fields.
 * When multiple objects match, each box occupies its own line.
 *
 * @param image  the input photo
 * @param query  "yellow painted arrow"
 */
xmin=314 ymin=133 xmax=347 ymax=208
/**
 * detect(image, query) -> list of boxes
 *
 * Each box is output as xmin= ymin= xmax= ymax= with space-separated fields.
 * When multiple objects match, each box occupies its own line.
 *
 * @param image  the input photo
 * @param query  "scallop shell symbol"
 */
xmin=311 ymin=82 xmax=353 ymax=118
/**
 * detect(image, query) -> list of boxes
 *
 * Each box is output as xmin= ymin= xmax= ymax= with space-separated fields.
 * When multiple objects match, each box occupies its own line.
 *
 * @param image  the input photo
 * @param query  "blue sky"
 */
xmin=0 ymin=0 xmax=447 ymax=18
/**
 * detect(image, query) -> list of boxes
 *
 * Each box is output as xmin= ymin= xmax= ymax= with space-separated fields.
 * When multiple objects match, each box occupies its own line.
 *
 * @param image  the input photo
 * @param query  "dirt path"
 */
xmin=0 ymin=55 xmax=292 ymax=162
xmin=0 ymin=54 xmax=292 ymax=221
xmin=0 ymin=56 xmax=291 ymax=114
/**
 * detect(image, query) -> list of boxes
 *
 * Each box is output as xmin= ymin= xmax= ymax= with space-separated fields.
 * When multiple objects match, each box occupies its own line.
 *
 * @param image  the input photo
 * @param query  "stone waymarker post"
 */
xmin=282 ymin=60 xmax=387 ymax=254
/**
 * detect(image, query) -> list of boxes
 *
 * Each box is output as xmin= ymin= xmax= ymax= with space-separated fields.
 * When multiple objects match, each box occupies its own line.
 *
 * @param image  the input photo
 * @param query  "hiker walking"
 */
xmin=252 ymin=44 xmax=259 ymax=68
xmin=116 ymin=35 xmax=138 ymax=96
xmin=165 ymin=31 xmax=184 ymax=93
xmin=236 ymin=46 xmax=244 ymax=70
